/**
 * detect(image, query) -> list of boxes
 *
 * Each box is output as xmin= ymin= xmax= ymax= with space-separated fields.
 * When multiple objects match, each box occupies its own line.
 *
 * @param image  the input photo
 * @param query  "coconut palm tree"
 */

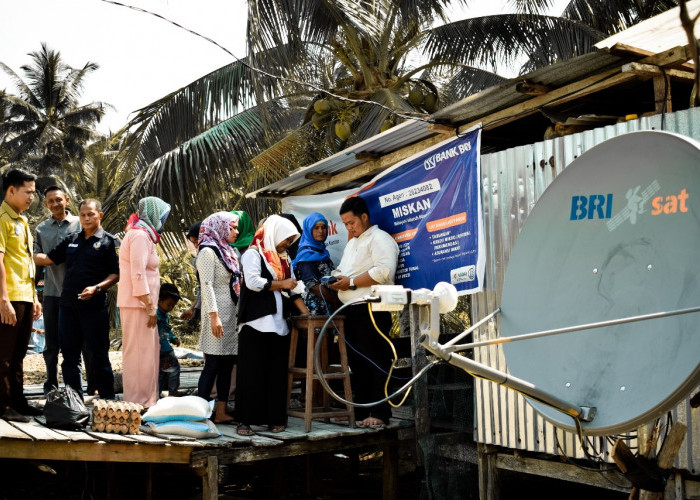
xmin=112 ymin=0 xmax=678 ymax=225
xmin=0 ymin=43 xmax=108 ymax=178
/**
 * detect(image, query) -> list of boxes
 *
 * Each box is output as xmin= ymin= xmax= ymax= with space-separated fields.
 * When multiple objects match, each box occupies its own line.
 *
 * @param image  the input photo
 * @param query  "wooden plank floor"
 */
xmin=0 ymin=411 xmax=412 ymax=464
xmin=13 ymin=366 xmax=414 ymax=471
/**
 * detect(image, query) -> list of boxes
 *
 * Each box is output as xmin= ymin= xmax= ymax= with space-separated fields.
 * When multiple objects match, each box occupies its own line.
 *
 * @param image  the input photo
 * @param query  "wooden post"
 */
xmin=383 ymin=441 xmax=399 ymax=500
xmin=639 ymin=422 xmax=687 ymax=500
xmin=628 ymin=420 xmax=662 ymax=500
xmin=653 ymin=73 xmax=672 ymax=114
xmin=145 ymin=463 xmax=154 ymax=500
xmin=198 ymin=455 xmax=219 ymax=500
xmin=407 ymin=305 xmax=429 ymax=466
xmin=478 ymin=443 xmax=500 ymax=500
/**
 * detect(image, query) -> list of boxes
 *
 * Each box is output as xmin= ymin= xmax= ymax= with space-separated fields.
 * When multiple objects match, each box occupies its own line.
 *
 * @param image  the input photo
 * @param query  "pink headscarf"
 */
xmin=198 ymin=212 xmax=240 ymax=296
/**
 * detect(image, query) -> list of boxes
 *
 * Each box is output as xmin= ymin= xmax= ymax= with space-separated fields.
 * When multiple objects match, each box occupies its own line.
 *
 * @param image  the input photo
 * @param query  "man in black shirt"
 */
xmin=34 ymin=199 xmax=119 ymax=400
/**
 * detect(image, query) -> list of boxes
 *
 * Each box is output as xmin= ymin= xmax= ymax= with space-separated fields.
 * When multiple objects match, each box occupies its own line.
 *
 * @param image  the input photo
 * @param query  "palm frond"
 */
xmin=562 ymin=0 xmax=679 ymax=34
xmin=116 ymin=103 xmax=291 ymax=230
xmin=424 ymin=14 xmax=605 ymax=70
xmin=441 ymin=66 xmax=509 ymax=101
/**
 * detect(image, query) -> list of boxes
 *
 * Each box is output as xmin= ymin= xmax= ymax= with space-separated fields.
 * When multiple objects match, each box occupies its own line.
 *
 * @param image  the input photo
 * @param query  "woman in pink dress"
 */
xmin=117 ymin=196 xmax=171 ymax=408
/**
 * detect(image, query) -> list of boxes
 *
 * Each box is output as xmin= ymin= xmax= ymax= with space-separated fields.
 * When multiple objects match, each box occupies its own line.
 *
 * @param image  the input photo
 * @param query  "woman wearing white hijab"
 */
xmin=234 ymin=215 xmax=309 ymax=435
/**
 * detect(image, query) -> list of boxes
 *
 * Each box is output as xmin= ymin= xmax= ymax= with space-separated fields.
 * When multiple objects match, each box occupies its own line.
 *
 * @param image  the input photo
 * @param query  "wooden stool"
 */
xmin=287 ymin=315 xmax=355 ymax=432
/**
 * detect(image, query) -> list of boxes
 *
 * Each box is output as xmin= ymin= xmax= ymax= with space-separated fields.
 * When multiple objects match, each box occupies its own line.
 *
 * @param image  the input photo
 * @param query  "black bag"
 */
xmin=44 ymin=386 xmax=90 ymax=430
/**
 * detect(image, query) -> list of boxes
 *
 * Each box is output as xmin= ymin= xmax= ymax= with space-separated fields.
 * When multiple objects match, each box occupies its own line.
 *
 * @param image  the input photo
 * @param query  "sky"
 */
xmin=0 ymin=0 xmax=569 ymax=133
xmin=0 ymin=0 xmax=247 ymax=132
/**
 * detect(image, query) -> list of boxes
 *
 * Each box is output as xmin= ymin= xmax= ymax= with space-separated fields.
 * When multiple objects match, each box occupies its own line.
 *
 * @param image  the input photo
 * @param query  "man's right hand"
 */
xmin=330 ymin=275 xmax=350 ymax=291
xmin=0 ymin=299 xmax=17 ymax=326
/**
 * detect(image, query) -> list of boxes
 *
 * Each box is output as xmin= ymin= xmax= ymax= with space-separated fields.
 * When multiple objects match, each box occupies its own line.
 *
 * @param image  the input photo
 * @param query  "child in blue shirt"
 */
xmin=158 ymin=283 xmax=182 ymax=395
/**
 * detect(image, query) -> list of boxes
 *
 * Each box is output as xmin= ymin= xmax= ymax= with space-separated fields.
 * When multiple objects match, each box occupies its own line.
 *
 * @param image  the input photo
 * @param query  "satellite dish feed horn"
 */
xmin=422 ymin=130 xmax=700 ymax=435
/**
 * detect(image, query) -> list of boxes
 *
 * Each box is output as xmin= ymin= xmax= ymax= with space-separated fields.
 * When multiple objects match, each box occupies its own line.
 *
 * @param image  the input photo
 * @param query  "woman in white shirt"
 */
xmin=234 ymin=215 xmax=309 ymax=435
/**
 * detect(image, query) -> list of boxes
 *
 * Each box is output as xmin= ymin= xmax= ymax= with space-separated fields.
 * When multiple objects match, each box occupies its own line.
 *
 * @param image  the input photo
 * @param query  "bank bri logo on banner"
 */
xmin=358 ymin=129 xmax=485 ymax=295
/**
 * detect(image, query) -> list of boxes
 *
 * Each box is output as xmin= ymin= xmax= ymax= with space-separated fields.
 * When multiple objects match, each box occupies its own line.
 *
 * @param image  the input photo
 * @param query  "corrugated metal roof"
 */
xmin=246 ymin=118 xmax=437 ymax=198
xmin=431 ymin=51 xmax=625 ymax=126
xmin=595 ymin=0 xmax=700 ymax=53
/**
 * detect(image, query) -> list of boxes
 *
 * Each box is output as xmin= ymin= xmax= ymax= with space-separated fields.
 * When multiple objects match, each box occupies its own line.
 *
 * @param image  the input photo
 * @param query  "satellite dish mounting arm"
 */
xmin=418 ymin=305 xmax=597 ymax=423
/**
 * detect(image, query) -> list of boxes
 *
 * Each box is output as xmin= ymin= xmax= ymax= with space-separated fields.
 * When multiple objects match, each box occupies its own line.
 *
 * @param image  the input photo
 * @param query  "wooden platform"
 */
xmin=0 ymin=412 xmax=414 ymax=499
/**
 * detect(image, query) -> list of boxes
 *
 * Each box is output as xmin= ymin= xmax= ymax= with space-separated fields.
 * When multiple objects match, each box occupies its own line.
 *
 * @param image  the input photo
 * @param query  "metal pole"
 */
xmin=423 ymin=345 xmax=595 ymax=421
xmin=446 ymin=304 xmax=700 ymax=353
xmin=443 ymin=307 xmax=501 ymax=347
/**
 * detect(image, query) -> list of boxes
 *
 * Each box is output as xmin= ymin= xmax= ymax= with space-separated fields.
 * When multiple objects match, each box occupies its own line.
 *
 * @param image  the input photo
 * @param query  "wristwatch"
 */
xmin=348 ymin=278 xmax=357 ymax=290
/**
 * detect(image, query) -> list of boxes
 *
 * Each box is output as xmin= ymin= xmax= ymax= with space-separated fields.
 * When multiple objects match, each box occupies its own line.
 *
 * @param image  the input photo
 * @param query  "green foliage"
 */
xmin=108 ymin=0 xmax=679 ymax=222
xmin=0 ymin=43 xmax=108 ymax=183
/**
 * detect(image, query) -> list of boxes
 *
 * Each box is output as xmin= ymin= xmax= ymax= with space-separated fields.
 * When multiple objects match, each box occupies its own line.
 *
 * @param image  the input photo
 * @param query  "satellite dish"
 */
xmin=500 ymin=130 xmax=700 ymax=435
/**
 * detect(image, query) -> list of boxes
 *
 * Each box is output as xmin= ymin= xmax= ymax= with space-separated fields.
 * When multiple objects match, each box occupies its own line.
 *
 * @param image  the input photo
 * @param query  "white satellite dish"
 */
xmin=500 ymin=130 xmax=700 ymax=434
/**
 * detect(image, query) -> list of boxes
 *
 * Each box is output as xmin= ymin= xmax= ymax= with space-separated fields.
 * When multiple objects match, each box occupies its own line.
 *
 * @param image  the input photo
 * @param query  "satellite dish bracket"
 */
xmin=420 ymin=308 xmax=596 ymax=422
xmin=422 ymin=302 xmax=700 ymax=425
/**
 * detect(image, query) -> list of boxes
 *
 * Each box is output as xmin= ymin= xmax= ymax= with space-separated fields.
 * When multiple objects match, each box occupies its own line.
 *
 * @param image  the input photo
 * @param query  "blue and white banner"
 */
xmin=282 ymin=128 xmax=484 ymax=295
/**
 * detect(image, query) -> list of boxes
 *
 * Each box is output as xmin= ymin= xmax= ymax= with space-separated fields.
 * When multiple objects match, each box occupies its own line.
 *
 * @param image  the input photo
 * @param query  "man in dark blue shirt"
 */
xmin=34 ymin=199 xmax=119 ymax=400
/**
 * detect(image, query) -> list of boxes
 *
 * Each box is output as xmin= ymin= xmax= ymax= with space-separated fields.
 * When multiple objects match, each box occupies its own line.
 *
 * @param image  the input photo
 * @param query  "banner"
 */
xmin=282 ymin=189 xmax=353 ymax=266
xmin=282 ymin=128 xmax=484 ymax=295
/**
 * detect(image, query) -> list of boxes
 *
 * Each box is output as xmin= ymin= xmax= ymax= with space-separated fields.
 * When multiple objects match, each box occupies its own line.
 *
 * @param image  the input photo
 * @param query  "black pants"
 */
xmin=235 ymin=325 xmax=290 ymax=427
xmin=58 ymin=304 xmax=115 ymax=399
xmin=44 ymin=296 xmax=96 ymax=396
xmin=342 ymin=304 xmax=393 ymax=422
xmin=198 ymin=353 xmax=236 ymax=402
xmin=42 ymin=296 xmax=61 ymax=394
xmin=0 ymin=301 xmax=33 ymax=411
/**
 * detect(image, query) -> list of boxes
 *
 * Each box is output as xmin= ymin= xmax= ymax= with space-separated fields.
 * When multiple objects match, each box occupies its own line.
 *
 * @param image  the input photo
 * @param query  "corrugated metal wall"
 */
xmin=472 ymin=108 xmax=700 ymax=473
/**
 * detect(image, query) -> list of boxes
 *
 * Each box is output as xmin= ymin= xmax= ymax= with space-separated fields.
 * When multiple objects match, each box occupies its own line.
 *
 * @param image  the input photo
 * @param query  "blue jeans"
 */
xmin=159 ymin=350 xmax=181 ymax=393
xmin=58 ymin=305 xmax=115 ymax=399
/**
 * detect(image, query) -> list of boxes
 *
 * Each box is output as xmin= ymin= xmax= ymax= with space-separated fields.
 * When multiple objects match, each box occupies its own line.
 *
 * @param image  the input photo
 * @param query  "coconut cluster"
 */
xmin=91 ymin=400 xmax=143 ymax=435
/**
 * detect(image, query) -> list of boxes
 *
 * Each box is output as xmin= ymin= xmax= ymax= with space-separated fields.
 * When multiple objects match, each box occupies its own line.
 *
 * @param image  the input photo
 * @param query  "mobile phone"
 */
xmin=321 ymin=275 xmax=338 ymax=285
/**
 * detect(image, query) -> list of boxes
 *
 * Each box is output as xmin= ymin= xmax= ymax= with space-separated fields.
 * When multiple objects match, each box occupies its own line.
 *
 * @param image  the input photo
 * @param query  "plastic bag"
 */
xmin=44 ymin=386 xmax=90 ymax=430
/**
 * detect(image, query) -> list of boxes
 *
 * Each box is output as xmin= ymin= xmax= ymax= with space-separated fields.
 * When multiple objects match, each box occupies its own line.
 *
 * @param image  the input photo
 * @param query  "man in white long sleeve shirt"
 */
xmin=331 ymin=196 xmax=399 ymax=427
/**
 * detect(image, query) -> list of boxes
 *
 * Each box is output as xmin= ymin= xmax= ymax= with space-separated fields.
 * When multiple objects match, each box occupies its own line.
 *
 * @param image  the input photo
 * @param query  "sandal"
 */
xmin=270 ymin=425 xmax=286 ymax=433
xmin=236 ymin=424 xmax=254 ymax=436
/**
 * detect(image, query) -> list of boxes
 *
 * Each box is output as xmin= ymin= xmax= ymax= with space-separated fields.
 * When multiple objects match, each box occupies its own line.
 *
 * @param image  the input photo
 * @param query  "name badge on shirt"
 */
xmin=14 ymin=223 xmax=22 ymax=236
xmin=68 ymin=243 xmax=79 ymax=247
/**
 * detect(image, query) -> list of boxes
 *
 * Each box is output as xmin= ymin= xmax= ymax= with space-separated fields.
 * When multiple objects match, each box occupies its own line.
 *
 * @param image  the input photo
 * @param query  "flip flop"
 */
xmin=270 ymin=425 xmax=286 ymax=433
xmin=236 ymin=424 xmax=254 ymax=436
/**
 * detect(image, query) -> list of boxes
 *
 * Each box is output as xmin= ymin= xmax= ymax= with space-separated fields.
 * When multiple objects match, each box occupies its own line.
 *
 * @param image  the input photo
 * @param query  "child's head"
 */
xmin=158 ymin=283 xmax=181 ymax=312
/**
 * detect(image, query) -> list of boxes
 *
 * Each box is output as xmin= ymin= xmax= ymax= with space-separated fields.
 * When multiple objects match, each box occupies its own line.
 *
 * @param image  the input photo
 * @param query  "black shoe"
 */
xmin=2 ymin=408 xmax=30 ymax=422
xmin=15 ymin=404 xmax=43 ymax=416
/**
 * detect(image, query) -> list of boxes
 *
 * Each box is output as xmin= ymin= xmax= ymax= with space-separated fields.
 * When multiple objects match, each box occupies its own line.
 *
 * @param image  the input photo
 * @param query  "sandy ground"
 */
xmin=22 ymin=352 xmax=203 ymax=386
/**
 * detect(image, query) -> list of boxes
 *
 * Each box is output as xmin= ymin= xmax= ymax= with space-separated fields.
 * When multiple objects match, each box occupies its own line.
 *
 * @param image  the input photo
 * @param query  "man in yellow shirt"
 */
xmin=0 ymin=169 xmax=42 ymax=422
